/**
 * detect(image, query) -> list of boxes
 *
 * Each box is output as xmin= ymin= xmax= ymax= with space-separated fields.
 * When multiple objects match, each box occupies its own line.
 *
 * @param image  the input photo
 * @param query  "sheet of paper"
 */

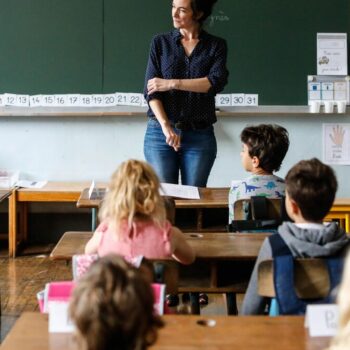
xmin=160 ymin=183 xmax=200 ymax=199
xmin=323 ymin=124 xmax=350 ymax=165
xmin=305 ymin=304 xmax=339 ymax=337
xmin=317 ymin=33 xmax=348 ymax=75
xmin=16 ymin=180 xmax=47 ymax=189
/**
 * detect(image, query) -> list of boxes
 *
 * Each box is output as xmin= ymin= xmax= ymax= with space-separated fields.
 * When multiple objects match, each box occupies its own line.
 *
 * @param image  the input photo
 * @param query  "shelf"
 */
xmin=0 ymin=105 xmax=349 ymax=117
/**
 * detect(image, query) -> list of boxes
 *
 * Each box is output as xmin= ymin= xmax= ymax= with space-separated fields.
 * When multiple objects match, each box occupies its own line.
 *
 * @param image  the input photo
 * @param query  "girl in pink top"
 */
xmin=85 ymin=159 xmax=195 ymax=265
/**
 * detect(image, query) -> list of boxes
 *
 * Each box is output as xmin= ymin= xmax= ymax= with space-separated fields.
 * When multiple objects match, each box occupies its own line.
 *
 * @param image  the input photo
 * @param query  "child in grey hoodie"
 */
xmin=241 ymin=158 xmax=349 ymax=315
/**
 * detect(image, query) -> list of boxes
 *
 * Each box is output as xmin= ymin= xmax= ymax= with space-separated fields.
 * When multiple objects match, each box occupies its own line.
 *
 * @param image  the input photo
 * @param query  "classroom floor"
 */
xmin=0 ymin=243 xmax=244 ymax=343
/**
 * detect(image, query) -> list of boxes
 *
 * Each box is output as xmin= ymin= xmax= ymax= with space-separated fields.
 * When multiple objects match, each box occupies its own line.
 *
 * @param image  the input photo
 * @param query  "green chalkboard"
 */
xmin=0 ymin=0 xmax=103 ymax=94
xmin=0 ymin=0 xmax=349 ymax=104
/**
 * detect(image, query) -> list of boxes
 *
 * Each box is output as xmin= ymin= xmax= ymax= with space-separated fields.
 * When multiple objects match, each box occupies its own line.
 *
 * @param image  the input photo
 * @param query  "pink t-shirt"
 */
xmin=97 ymin=219 xmax=173 ymax=260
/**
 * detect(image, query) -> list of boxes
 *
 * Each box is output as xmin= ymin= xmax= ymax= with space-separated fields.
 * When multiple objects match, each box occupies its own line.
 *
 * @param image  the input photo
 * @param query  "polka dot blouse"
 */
xmin=144 ymin=29 xmax=229 ymax=126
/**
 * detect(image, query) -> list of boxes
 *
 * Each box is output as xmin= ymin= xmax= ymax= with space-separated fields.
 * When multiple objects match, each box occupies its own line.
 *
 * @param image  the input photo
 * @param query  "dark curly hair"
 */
xmin=190 ymin=0 xmax=218 ymax=25
xmin=285 ymin=158 xmax=337 ymax=221
xmin=241 ymin=124 xmax=289 ymax=173
xmin=69 ymin=255 xmax=163 ymax=350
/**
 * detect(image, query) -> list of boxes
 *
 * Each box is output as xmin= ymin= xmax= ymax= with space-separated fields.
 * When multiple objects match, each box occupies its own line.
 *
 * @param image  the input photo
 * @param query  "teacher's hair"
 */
xmin=190 ymin=0 xmax=218 ymax=25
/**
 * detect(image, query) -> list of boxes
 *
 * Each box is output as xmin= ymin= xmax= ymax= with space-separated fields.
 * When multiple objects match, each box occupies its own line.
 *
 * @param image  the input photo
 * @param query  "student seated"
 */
xmin=241 ymin=158 xmax=350 ymax=315
xmin=228 ymin=124 xmax=289 ymax=223
xmin=85 ymin=159 xmax=195 ymax=265
xmin=69 ymin=255 xmax=163 ymax=350
xmin=328 ymin=252 xmax=350 ymax=350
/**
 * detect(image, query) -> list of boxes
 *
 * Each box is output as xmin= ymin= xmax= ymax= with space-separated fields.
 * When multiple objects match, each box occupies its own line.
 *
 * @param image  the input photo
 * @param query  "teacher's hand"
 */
xmin=147 ymin=78 xmax=173 ymax=95
xmin=160 ymin=122 xmax=181 ymax=152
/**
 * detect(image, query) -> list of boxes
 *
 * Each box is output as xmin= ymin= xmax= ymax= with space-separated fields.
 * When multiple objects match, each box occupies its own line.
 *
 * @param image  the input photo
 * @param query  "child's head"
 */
xmin=240 ymin=124 xmax=289 ymax=174
xmin=285 ymin=158 xmax=337 ymax=222
xmin=69 ymin=254 xmax=163 ymax=350
xmin=99 ymin=159 xmax=166 ymax=228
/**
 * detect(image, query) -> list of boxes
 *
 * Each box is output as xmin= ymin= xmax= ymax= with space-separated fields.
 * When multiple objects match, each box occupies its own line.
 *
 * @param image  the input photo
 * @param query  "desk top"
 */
xmin=15 ymin=182 xmax=107 ymax=202
xmin=0 ymin=312 xmax=330 ymax=350
xmin=77 ymin=187 xmax=230 ymax=209
xmin=50 ymin=231 xmax=268 ymax=261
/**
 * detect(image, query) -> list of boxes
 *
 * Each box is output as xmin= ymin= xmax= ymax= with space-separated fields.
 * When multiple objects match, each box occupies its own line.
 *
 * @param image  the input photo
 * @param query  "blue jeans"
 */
xmin=144 ymin=119 xmax=217 ymax=187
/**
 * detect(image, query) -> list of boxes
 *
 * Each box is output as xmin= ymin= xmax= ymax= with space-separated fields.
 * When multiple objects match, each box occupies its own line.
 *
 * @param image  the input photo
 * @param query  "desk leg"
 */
xmin=190 ymin=292 xmax=200 ymax=315
xmin=20 ymin=203 xmax=28 ymax=243
xmin=226 ymin=293 xmax=238 ymax=315
xmin=8 ymin=191 xmax=17 ymax=258
xmin=196 ymin=209 xmax=203 ymax=231
xmin=91 ymin=208 xmax=97 ymax=231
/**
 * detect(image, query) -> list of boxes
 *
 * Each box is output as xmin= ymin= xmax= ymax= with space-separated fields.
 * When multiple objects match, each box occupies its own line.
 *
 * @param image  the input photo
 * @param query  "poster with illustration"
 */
xmin=323 ymin=124 xmax=350 ymax=165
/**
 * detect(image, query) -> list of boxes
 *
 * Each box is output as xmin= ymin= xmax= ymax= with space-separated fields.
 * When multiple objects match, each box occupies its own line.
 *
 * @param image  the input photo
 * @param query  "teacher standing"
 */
xmin=143 ymin=0 xmax=228 ymax=187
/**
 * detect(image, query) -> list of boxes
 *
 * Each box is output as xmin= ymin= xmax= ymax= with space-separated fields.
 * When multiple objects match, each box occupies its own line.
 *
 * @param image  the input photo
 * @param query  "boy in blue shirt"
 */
xmin=228 ymin=124 xmax=290 ymax=222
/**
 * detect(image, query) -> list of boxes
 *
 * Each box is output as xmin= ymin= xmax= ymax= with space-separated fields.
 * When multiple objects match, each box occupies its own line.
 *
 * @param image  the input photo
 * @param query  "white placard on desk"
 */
xmin=160 ymin=183 xmax=200 ymax=199
xmin=49 ymin=302 xmax=75 ymax=333
xmin=317 ymin=33 xmax=347 ymax=75
xmin=305 ymin=304 xmax=339 ymax=337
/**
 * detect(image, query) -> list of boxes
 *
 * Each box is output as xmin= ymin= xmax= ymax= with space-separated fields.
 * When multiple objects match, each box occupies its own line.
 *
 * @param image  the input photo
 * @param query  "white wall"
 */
xmin=1 ymin=114 xmax=349 ymax=196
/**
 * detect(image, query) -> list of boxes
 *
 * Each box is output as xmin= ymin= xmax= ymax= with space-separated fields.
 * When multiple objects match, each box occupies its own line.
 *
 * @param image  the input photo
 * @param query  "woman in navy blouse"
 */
xmin=144 ymin=0 xmax=228 ymax=187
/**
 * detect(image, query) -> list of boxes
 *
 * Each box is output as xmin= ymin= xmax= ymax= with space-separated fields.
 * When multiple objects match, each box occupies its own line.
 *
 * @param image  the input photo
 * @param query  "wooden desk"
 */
xmin=1 ymin=312 xmax=330 ymax=350
xmin=77 ymin=187 xmax=230 ymax=231
xmin=77 ymin=188 xmax=350 ymax=233
xmin=50 ymin=231 xmax=268 ymax=296
xmin=325 ymin=198 xmax=350 ymax=233
xmin=8 ymin=182 xmax=106 ymax=258
xmin=50 ymin=231 xmax=267 ymax=262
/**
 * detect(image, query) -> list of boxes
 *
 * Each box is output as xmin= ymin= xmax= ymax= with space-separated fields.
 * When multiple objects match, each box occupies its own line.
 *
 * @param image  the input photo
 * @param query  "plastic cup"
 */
xmin=324 ymin=100 xmax=334 ymax=113
xmin=336 ymin=100 xmax=346 ymax=114
xmin=309 ymin=100 xmax=321 ymax=113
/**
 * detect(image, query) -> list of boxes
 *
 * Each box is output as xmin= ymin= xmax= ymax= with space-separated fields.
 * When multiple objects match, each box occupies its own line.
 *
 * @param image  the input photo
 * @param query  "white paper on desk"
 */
xmin=304 ymin=304 xmax=339 ymax=337
xmin=160 ymin=183 xmax=200 ymax=199
xmin=15 ymin=180 xmax=47 ymax=188
xmin=48 ymin=302 xmax=75 ymax=333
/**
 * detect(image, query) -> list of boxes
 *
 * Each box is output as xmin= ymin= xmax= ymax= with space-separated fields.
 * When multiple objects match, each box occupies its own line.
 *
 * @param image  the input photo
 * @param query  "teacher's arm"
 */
xmin=147 ymin=38 xmax=229 ymax=95
xmin=149 ymin=99 xmax=180 ymax=151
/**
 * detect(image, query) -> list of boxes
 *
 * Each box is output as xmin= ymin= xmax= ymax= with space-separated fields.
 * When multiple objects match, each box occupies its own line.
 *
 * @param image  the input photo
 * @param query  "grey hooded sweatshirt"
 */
xmin=240 ymin=221 xmax=349 ymax=315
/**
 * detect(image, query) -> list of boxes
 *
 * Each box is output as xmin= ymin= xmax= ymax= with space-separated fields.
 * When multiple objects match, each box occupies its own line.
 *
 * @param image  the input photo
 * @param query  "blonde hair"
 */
xmin=328 ymin=251 xmax=350 ymax=350
xmin=99 ymin=160 xmax=166 ymax=234
xmin=69 ymin=255 xmax=163 ymax=350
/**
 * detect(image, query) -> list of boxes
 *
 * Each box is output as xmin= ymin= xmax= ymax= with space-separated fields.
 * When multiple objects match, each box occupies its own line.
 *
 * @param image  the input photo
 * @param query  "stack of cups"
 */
xmin=309 ymin=100 xmax=347 ymax=114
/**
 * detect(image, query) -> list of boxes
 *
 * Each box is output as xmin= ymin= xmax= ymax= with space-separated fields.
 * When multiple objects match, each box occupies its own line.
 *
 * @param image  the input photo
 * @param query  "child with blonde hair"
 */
xmin=85 ymin=159 xmax=195 ymax=265
xmin=327 ymin=252 xmax=350 ymax=350
xmin=69 ymin=254 xmax=163 ymax=350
